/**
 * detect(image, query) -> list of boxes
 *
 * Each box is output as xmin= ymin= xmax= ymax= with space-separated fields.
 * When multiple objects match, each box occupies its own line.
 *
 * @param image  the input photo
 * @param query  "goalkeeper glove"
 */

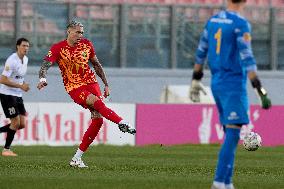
xmin=251 ymin=77 xmax=271 ymax=109
xmin=189 ymin=80 xmax=207 ymax=102
xmin=256 ymin=88 xmax=271 ymax=109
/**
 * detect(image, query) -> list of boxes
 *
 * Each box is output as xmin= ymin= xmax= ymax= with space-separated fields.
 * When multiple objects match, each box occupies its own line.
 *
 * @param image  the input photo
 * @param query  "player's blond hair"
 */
xmin=66 ymin=20 xmax=83 ymax=29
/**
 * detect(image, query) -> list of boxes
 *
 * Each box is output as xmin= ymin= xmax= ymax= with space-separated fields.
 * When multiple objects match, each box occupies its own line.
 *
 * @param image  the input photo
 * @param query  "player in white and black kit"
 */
xmin=0 ymin=38 xmax=30 ymax=156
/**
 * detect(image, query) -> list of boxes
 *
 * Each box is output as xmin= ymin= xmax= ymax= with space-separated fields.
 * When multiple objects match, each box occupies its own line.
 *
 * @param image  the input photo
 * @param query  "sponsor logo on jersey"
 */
xmin=211 ymin=18 xmax=233 ymax=24
xmin=228 ymin=111 xmax=239 ymax=120
xmin=82 ymin=51 xmax=87 ymax=58
xmin=47 ymin=51 xmax=52 ymax=57
xmin=243 ymin=33 xmax=251 ymax=42
xmin=5 ymin=65 xmax=10 ymax=71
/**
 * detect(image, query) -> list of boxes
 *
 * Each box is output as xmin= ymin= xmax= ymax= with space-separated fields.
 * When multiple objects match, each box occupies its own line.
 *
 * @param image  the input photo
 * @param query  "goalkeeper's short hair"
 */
xmin=231 ymin=0 xmax=247 ymax=3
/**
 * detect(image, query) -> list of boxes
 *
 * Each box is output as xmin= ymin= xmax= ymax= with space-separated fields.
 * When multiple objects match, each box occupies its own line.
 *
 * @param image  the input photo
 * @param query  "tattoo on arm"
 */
xmin=92 ymin=58 xmax=108 ymax=86
xmin=39 ymin=61 xmax=52 ymax=79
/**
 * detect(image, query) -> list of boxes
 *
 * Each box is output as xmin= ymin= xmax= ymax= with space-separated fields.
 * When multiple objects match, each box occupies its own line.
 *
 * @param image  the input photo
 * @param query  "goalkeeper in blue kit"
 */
xmin=189 ymin=0 xmax=271 ymax=189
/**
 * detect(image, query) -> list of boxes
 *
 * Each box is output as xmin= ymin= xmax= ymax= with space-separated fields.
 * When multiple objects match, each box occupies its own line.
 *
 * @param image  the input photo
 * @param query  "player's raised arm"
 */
xmin=90 ymin=55 xmax=110 ymax=97
xmin=37 ymin=60 xmax=52 ymax=90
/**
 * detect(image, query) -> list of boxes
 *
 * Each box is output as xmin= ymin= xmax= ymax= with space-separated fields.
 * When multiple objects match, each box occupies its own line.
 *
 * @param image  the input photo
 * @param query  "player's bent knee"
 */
xmin=10 ymin=117 xmax=21 ymax=130
xmin=86 ymin=94 xmax=100 ymax=106
xmin=226 ymin=124 xmax=242 ymax=129
xmin=10 ymin=123 xmax=20 ymax=130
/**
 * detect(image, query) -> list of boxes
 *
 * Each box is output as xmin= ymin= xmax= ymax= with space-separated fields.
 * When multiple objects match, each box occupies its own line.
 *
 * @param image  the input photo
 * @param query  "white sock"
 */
xmin=74 ymin=148 xmax=84 ymax=159
xmin=119 ymin=120 xmax=128 ymax=125
xmin=212 ymin=181 xmax=225 ymax=188
xmin=225 ymin=183 xmax=234 ymax=189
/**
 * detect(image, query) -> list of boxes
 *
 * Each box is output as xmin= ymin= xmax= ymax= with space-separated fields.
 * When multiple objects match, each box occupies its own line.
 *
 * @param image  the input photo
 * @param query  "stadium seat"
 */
xmin=175 ymin=0 xmax=195 ymax=4
xmin=276 ymin=9 xmax=284 ymax=23
xmin=76 ymin=5 xmax=114 ymax=20
xmin=271 ymin=0 xmax=284 ymax=7
xmin=0 ymin=20 xmax=14 ymax=32
xmin=0 ymin=2 xmax=34 ymax=17
xmin=246 ymin=0 xmax=270 ymax=6
xmin=22 ymin=3 xmax=34 ymax=17
xmin=0 ymin=2 xmax=14 ymax=17
xmin=59 ymin=0 xmax=284 ymax=6
xmin=63 ymin=0 xmax=225 ymax=4
xmin=89 ymin=6 xmax=114 ymax=20
xmin=76 ymin=5 xmax=88 ymax=19
xmin=63 ymin=0 xmax=124 ymax=3
xmin=21 ymin=20 xmax=33 ymax=32
xmin=37 ymin=20 xmax=61 ymax=34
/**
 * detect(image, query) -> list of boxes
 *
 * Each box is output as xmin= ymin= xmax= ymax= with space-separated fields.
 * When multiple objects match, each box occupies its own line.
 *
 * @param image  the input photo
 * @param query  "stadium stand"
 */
xmin=0 ymin=0 xmax=283 ymax=69
xmin=273 ymin=0 xmax=284 ymax=6
xmin=246 ymin=0 xmax=269 ymax=6
xmin=57 ymin=0 xmax=284 ymax=25
xmin=0 ymin=2 xmax=61 ymax=34
xmin=60 ymin=0 xmax=284 ymax=6
xmin=61 ymin=0 xmax=224 ymax=4
xmin=0 ymin=20 xmax=14 ymax=33
xmin=59 ymin=0 xmax=222 ymax=4
xmin=76 ymin=5 xmax=115 ymax=20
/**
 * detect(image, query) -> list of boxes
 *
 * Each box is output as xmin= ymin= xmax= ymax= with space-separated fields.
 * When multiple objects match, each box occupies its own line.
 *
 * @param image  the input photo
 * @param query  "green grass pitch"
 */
xmin=0 ymin=145 xmax=283 ymax=189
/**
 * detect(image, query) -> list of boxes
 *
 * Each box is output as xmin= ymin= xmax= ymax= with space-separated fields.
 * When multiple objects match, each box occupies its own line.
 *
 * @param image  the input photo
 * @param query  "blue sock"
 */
xmin=224 ymin=156 xmax=235 ymax=184
xmin=214 ymin=127 xmax=240 ymax=183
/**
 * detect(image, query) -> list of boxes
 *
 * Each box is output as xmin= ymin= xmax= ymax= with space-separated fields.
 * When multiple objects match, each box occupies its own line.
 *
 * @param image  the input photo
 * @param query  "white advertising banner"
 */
xmin=0 ymin=103 xmax=136 ymax=146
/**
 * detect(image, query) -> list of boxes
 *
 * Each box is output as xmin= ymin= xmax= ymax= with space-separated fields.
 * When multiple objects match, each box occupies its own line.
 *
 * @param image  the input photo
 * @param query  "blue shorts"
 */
xmin=212 ymin=90 xmax=249 ymax=126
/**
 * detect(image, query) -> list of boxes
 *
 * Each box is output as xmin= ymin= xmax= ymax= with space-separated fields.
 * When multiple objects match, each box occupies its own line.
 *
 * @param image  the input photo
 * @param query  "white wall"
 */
xmin=7 ymin=67 xmax=284 ymax=105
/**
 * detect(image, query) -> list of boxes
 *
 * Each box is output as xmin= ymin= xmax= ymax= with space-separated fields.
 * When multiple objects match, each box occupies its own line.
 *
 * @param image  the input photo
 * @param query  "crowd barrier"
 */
xmin=0 ymin=103 xmax=136 ymax=146
xmin=136 ymin=104 xmax=283 ymax=146
xmin=0 ymin=103 xmax=283 ymax=146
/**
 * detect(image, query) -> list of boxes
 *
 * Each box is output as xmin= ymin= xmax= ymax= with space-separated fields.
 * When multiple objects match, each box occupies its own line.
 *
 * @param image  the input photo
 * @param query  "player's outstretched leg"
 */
xmin=118 ymin=120 xmax=136 ymax=134
xmin=70 ymin=118 xmax=103 ymax=168
xmin=92 ymin=99 xmax=136 ymax=135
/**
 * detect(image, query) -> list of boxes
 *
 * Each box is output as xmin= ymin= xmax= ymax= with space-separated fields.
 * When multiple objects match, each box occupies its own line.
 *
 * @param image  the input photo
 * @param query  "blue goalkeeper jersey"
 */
xmin=196 ymin=10 xmax=257 ymax=92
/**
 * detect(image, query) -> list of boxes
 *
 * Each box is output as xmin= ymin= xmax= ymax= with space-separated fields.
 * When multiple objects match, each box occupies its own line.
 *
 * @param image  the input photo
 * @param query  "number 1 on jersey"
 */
xmin=214 ymin=28 xmax=222 ymax=54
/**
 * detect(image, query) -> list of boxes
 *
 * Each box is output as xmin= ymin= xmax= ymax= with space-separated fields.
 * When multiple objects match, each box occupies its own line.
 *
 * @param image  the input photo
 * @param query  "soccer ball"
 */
xmin=243 ymin=132 xmax=262 ymax=151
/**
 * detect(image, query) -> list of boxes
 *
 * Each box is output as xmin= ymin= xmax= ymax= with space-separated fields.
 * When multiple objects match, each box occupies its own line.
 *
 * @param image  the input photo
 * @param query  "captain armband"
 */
xmin=192 ymin=70 xmax=204 ymax=81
